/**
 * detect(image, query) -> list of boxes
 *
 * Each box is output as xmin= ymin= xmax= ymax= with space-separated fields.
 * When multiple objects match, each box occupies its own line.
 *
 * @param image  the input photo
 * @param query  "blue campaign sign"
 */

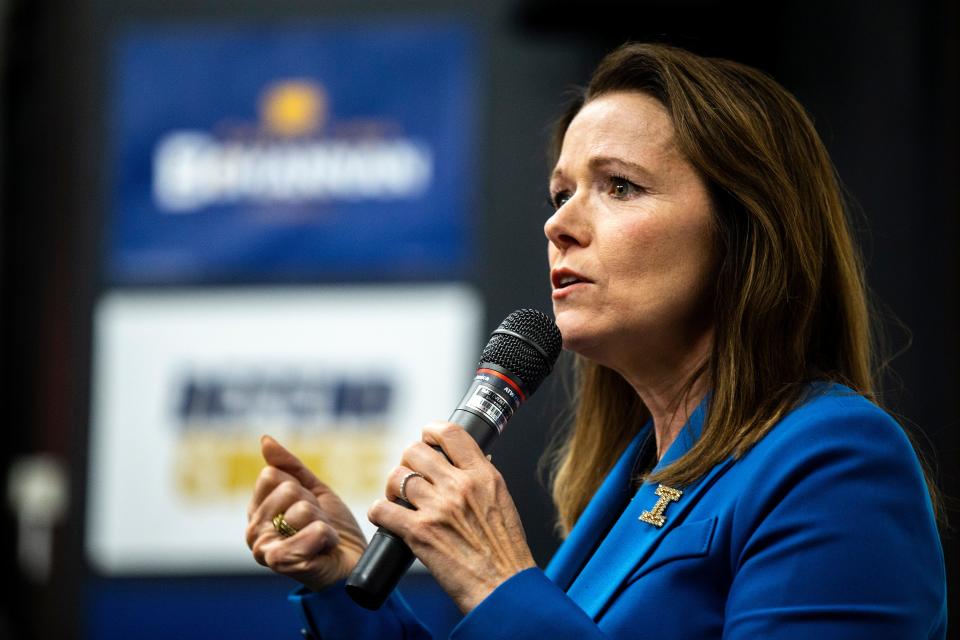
xmin=110 ymin=23 xmax=477 ymax=283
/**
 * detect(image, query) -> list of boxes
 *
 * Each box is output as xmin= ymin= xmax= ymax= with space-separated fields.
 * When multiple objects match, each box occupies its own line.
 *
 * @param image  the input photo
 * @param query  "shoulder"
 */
xmin=713 ymin=384 xmax=947 ymax=637
xmin=746 ymin=382 xmax=920 ymax=476
xmin=772 ymin=381 xmax=899 ymax=435
xmin=725 ymin=381 xmax=936 ymax=540
xmin=717 ymin=383 xmax=946 ymax=633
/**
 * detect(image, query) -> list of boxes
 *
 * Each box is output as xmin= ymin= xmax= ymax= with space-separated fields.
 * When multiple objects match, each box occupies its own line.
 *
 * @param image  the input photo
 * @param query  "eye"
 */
xmin=607 ymin=175 xmax=643 ymax=199
xmin=549 ymin=189 xmax=572 ymax=210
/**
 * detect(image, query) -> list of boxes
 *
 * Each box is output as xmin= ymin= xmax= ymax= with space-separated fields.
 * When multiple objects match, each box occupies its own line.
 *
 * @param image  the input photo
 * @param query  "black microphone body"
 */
xmin=345 ymin=310 xmax=562 ymax=610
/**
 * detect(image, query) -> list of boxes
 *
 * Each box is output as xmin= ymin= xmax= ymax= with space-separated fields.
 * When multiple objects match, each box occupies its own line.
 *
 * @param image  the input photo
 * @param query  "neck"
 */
xmin=612 ymin=328 xmax=713 ymax=460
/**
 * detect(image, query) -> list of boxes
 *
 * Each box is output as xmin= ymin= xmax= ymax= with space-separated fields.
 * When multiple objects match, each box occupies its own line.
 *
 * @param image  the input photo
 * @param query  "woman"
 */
xmin=246 ymin=43 xmax=947 ymax=638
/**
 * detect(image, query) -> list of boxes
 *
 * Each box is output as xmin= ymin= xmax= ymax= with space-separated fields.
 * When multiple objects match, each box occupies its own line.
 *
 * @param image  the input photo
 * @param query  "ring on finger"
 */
xmin=272 ymin=512 xmax=298 ymax=537
xmin=399 ymin=471 xmax=426 ymax=502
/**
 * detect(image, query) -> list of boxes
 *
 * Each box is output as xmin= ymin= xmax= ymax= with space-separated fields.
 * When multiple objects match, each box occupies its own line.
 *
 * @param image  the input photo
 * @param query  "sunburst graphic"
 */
xmin=259 ymin=80 xmax=327 ymax=137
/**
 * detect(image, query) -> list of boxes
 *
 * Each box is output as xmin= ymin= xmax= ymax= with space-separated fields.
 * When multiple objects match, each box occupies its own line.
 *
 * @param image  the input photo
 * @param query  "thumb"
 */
xmin=260 ymin=434 xmax=327 ymax=494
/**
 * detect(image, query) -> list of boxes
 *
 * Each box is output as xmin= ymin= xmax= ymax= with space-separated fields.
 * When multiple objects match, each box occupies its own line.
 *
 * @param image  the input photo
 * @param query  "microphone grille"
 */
xmin=479 ymin=309 xmax=562 ymax=395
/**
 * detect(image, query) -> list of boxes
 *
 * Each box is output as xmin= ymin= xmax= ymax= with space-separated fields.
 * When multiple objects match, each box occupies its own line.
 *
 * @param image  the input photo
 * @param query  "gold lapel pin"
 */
xmin=639 ymin=484 xmax=683 ymax=527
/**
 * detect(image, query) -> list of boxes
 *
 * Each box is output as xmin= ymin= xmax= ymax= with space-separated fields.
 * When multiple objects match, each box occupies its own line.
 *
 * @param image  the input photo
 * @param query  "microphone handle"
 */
xmin=344 ymin=366 xmax=522 ymax=610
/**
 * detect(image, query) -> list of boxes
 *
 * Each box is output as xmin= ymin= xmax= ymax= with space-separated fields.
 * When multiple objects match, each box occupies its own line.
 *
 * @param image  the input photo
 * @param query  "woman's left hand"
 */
xmin=367 ymin=421 xmax=537 ymax=614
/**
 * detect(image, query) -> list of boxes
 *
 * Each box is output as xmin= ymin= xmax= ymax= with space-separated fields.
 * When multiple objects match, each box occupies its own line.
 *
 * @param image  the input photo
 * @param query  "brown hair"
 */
xmin=546 ymin=42 xmax=939 ymax=535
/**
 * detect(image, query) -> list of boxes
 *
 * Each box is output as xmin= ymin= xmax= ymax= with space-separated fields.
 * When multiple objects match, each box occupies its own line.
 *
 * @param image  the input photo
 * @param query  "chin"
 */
xmin=555 ymin=309 xmax=642 ymax=372
xmin=554 ymin=312 xmax=605 ymax=360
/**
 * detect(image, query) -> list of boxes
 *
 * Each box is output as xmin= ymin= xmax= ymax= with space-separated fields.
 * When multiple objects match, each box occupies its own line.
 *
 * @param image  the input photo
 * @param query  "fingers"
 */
xmin=389 ymin=423 xmax=492 ymax=508
xmin=421 ymin=421 xmax=487 ymax=469
xmin=246 ymin=477 xmax=320 ymax=548
xmin=281 ymin=499 xmax=328 ymax=535
xmin=252 ymin=519 xmax=340 ymax=569
xmin=248 ymin=465 xmax=297 ymax=518
xmin=367 ymin=497 xmax=416 ymax=539
xmin=248 ymin=436 xmax=328 ymax=522
xmin=386 ymin=465 xmax=433 ymax=506
xmin=399 ymin=438 xmax=451 ymax=480
xmin=256 ymin=478 xmax=316 ymax=524
xmin=246 ymin=492 xmax=323 ymax=547
xmin=260 ymin=434 xmax=328 ymax=494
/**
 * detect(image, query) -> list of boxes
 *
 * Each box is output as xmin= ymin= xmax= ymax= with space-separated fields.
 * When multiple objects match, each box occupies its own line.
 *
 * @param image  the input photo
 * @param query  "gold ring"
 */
xmin=272 ymin=512 xmax=298 ymax=537
xmin=399 ymin=471 xmax=425 ymax=502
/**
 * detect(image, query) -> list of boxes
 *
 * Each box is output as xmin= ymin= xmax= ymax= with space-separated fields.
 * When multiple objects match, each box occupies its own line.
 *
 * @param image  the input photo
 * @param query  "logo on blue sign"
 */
xmin=111 ymin=25 xmax=476 ymax=283
xmin=153 ymin=79 xmax=433 ymax=212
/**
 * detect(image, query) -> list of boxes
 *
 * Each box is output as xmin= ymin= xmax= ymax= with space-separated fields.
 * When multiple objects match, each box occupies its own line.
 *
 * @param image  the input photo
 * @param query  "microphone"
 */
xmin=344 ymin=308 xmax=563 ymax=610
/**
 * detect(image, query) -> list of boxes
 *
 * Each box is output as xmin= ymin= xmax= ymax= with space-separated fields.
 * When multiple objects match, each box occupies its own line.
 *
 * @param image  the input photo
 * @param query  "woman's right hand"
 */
xmin=246 ymin=435 xmax=367 ymax=591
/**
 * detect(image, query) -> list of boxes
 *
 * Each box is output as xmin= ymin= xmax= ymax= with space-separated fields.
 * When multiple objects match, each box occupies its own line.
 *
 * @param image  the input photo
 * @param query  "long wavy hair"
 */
xmin=545 ymin=42 xmax=938 ymax=536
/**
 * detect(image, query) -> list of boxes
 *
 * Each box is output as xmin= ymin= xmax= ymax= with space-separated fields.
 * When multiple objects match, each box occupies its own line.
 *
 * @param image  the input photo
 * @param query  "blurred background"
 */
xmin=0 ymin=0 xmax=956 ymax=638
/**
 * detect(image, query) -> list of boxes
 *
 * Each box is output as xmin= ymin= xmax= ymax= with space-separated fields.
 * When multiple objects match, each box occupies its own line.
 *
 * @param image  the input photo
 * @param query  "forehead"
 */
xmin=555 ymin=91 xmax=677 ymax=171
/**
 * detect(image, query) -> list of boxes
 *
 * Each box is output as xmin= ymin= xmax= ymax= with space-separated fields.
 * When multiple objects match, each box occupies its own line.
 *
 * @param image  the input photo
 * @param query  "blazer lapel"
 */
xmin=546 ymin=426 xmax=651 ymax=591
xmin=566 ymin=397 xmax=734 ymax=620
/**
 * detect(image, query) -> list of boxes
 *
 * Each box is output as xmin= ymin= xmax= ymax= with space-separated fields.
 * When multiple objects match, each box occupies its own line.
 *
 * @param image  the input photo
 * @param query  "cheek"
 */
xmin=604 ymin=213 xmax=716 ymax=299
xmin=652 ymin=223 xmax=719 ymax=313
xmin=599 ymin=217 xmax=659 ymax=280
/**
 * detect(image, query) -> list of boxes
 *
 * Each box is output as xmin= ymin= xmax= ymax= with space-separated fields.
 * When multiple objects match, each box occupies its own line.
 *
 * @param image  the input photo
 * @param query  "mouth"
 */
xmin=551 ymin=268 xmax=592 ymax=291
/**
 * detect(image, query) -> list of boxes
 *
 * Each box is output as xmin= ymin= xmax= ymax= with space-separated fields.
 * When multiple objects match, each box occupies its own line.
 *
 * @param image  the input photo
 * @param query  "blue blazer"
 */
xmin=291 ymin=383 xmax=947 ymax=638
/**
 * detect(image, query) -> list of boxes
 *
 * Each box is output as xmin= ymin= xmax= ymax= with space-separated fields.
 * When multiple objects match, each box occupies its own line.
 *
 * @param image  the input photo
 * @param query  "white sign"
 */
xmin=86 ymin=285 xmax=482 ymax=574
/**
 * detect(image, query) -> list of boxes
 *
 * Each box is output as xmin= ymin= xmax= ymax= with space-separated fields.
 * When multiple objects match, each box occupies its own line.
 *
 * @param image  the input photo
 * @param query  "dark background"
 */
xmin=1 ymin=0 xmax=956 ymax=638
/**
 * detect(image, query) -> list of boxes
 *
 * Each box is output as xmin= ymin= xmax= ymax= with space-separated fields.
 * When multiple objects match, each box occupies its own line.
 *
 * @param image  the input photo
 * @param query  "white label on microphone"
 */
xmin=464 ymin=383 xmax=515 ymax=434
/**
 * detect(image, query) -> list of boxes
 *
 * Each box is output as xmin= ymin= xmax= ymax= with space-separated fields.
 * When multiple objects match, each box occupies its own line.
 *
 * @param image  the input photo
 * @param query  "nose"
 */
xmin=544 ymin=197 xmax=589 ymax=252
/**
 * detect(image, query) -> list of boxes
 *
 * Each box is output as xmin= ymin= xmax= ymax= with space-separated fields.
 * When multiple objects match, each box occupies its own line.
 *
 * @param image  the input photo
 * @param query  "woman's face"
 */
xmin=546 ymin=91 xmax=717 ymax=370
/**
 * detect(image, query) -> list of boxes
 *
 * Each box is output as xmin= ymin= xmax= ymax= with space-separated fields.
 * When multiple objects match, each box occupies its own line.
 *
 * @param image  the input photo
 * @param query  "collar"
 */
xmin=547 ymin=392 xmax=730 ymax=620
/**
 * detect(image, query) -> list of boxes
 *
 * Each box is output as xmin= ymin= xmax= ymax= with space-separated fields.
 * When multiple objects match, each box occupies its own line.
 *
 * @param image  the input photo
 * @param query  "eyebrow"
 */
xmin=551 ymin=155 xmax=656 ymax=183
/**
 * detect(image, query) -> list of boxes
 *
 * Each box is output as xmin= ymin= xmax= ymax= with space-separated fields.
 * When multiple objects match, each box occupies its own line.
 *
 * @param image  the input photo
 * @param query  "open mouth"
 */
xmin=552 ymin=269 xmax=591 ymax=290
xmin=557 ymin=275 xmax=584 ymax=288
